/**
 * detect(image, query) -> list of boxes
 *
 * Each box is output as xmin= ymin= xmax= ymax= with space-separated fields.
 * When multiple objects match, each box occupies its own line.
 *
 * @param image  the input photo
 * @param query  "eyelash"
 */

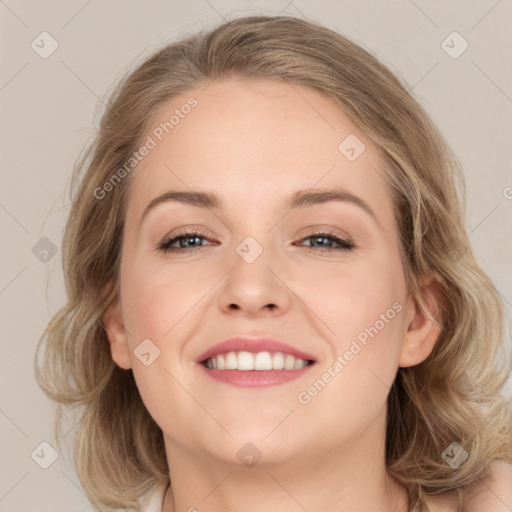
xmin=157 ymin=230 xmax=355 ymax=254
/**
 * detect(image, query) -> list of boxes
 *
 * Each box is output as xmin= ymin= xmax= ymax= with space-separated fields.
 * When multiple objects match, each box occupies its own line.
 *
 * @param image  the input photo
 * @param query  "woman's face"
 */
xmin=109 ymin=78 xmax=422 ymax=467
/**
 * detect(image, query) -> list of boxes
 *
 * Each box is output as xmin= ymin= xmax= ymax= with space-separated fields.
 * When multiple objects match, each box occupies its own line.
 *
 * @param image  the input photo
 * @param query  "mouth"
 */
xmin=195 ymin=337 xmax=317 ymax=388
xmin=201 ymin=351 xmax=315 ymax=371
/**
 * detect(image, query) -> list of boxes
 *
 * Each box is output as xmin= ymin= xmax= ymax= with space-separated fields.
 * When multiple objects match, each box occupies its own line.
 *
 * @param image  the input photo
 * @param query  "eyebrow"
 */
xmin=138 ymin=188 xmax=381 ymax=230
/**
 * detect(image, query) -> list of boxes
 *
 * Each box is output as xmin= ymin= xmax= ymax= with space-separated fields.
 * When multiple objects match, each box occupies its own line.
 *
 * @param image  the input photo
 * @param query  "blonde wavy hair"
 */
xmin=34 ymin=14 xmax=512 ymax=511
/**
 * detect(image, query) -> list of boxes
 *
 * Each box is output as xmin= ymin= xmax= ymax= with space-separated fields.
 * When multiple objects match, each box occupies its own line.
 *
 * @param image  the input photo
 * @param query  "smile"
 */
xmin=196 ymin=336 xmax=317 ymax=388
xmin=203 ymin=351 xmax=314 ymax=370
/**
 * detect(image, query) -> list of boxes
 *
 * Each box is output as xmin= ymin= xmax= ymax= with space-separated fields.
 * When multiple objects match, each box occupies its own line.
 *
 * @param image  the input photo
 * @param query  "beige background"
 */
xmin=1 ymin=1 xmax=511 ymax=511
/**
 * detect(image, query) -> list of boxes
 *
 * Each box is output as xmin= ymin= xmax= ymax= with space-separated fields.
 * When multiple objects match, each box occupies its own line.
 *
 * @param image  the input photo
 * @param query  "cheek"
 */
xmin=293 ymin=261 xmax=406 ymax=439
xmin=119 ymin=261 xmax=205 ymax=431
xmin=120 ymin=258 xmax=210 ymax=342
xmin=301 ymin=255 xmax=405 ymax=337
xmin=300 ymin=253 xmax=407 ymax=385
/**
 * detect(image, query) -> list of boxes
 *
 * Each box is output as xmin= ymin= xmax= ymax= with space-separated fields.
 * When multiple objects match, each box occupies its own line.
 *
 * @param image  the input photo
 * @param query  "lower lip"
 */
xmin=198 ymin=363 xmax=316 ymax=388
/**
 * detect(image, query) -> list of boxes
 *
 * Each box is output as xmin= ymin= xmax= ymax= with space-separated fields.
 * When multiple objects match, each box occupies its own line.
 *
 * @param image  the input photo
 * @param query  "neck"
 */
xmin=161 ymin=408 xmax=410 ymax=512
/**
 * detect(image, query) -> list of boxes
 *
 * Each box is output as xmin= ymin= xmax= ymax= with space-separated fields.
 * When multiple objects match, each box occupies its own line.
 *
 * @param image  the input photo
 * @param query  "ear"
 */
xmin=399 ymin=273 xmax=445 ymax=368
xmin=102 ymin=293 xmax=132 ymax=370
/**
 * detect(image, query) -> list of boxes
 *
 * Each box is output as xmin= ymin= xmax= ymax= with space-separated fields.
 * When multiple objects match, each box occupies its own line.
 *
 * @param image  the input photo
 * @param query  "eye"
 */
xmin=157 ymin=230 xmax=355 ymax=255
xmin=158 ymin=230 xmax=213 ymax=253
xmin=296 ymin=231 xmax=355 ymax=254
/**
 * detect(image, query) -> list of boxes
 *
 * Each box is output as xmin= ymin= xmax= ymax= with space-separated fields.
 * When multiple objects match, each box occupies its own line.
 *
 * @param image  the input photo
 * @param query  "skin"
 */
xmin=460 ymin=461 xmax=512 ymax=511
xmin=102 ymin=77 xmax=508 ymax=511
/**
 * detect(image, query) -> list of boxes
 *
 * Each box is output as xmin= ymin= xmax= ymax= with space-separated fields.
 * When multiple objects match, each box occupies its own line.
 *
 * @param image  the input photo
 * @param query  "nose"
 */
xmin=217 ymin=241 xmax=292 ymax=317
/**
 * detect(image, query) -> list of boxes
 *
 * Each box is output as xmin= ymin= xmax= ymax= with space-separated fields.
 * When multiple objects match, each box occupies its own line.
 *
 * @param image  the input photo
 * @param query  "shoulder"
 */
xmin=461 ymin=461 xmax=512 ymax=511
xmin=423 ymin=462 xmax=512 ymax=512
xmin=139 ymin=482 xmax=168 ymax=512
xmin=423 ymin=489 xmax=460 ymax=511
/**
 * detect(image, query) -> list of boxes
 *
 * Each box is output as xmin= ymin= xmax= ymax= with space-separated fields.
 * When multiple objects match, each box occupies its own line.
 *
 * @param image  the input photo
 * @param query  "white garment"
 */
xmin=139 ymin=483 xmax=168 ymax=512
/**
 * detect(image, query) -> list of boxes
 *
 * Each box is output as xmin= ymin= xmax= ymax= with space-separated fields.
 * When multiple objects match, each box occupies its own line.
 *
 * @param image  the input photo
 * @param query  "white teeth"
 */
xmin=294 ymin=358 xmax=307 ymax=369
xmin=237 ymin=351 xmax=254 ymax=370
xmin=205 ymin=351 xmax=311 ymax=371
xmin=254 ymin=351 xmax=272 ymax=370
xmin=272 ymin=352 xmax=284 ymax=369
xmin=284 ymin=354 xmax=295 ymax=370
xmin=225 ymin=351 xmax=237 ymax=369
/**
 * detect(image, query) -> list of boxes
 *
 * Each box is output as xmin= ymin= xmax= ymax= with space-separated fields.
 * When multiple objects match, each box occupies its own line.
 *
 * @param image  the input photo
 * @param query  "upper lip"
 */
xmin=195 ymin=337 xmax=317 ymax=364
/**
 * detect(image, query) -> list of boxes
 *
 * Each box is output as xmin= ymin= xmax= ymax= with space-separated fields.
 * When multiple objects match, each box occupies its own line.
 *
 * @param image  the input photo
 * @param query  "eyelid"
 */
xmin=157 ymin=228 xmax=215 ymax=253
xmin=157 ymin=227 xmax=356 ymax=255
xmin=295 ymin=223 xmax=352 ymax=239
xmin=295 ymin=230 xmax=355 ymax=253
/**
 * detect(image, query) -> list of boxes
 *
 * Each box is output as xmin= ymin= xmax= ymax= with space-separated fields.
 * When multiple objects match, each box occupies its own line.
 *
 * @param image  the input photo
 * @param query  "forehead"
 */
xmin=125 ymin=78 xmax=394 ymax=225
